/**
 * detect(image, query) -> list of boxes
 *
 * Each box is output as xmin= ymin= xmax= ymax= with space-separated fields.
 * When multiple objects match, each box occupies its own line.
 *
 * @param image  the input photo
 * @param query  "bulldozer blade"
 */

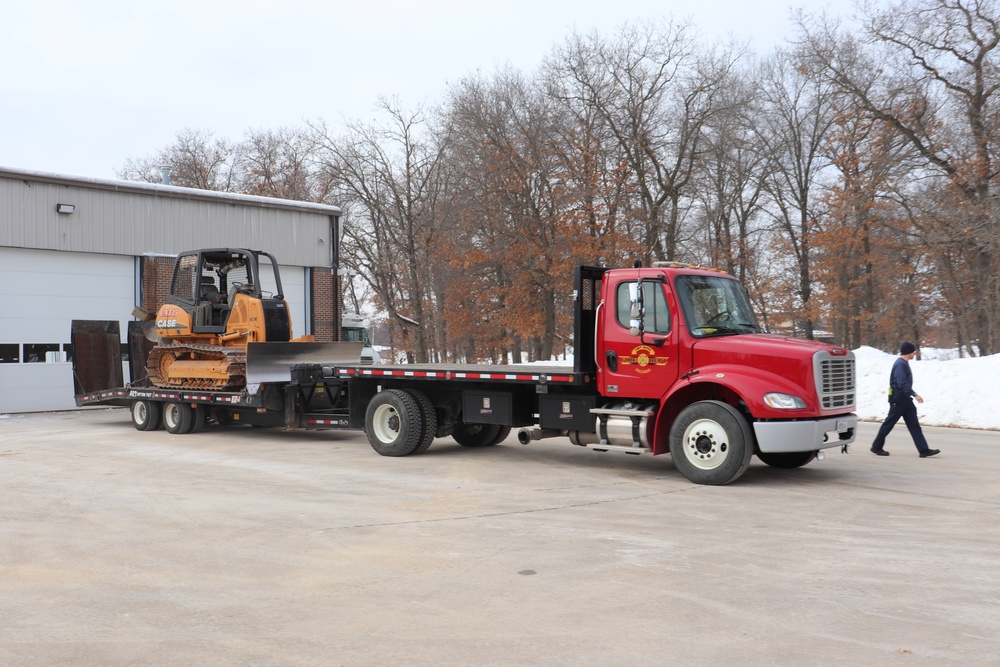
xmin=141 ymin=319 xmax=161 ymax=342
xmin=246 ymin=342 xmax=365 ymax=385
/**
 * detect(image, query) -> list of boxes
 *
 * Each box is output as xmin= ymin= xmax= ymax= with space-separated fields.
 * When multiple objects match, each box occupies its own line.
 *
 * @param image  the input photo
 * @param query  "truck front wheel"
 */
xmin=757 ymin=451 xmax=817 ymax=468
xmin=670 ymin=401 xmax=754 ymax=485
xmin=365 ymin=389 xmax=423 ymax=457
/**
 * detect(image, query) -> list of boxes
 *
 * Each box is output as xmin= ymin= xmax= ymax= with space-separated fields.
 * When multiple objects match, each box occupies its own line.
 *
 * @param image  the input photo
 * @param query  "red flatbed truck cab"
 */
xmin=580 ymin=261 xmax=856 ymax=483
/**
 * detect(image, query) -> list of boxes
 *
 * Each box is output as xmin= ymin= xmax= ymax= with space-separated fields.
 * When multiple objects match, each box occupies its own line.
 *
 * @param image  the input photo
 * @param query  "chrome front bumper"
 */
xmin=753 ymin=414 xmax=857 ymax=453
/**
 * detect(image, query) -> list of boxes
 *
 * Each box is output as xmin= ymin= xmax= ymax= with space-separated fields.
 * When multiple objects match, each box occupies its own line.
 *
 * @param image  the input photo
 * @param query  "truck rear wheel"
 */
xmin=757 ymin=451 xmax=817 ymax=468
xmin=408 ymin=390 xmax=438 ymax=454
xmin=487 ymin=425 xmax=512 ymax=446
xmin=365 ymin=389 xmax=423 ymax=457
xmin=670 ymin=401 xmax=753 ymax=485
xmin=131 ymin=400 xmax=162 ymax=431
xmin=453 ymin=423 xmax=504 ymax=447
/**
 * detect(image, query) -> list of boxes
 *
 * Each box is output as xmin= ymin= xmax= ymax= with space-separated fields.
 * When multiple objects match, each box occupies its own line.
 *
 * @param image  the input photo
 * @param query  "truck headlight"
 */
xmin=763 ymin=393 xmax=807 ymax=409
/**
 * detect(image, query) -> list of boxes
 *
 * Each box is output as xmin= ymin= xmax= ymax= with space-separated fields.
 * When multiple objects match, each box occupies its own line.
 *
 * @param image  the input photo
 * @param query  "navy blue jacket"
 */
xmin=889 ymin=356 xmax=915 ymax=401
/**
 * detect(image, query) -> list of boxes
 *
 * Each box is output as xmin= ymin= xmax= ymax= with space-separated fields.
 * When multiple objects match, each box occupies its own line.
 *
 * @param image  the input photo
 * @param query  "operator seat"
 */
xmin=200 ymin=276 xmax=222 ymax=304
xmin=199 ymin=276 xmax=227 ymax=327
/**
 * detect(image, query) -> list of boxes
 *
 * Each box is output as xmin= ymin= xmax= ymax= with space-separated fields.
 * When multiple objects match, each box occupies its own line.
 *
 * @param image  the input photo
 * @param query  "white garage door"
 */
xmin=0 ymin=248 xmax=134 ymax=413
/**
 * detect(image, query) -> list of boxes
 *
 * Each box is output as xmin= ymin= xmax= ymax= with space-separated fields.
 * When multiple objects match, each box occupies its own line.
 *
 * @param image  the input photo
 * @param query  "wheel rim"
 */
xmin=164 ymin=403 xmax=181 ymax=430
xmin=371 ymin=403 xmax=401 ymax=443
xmin=133 ymin=402 xmax=147 ymax=425
xmin=682 ymin=418 xmax=730 ymax=470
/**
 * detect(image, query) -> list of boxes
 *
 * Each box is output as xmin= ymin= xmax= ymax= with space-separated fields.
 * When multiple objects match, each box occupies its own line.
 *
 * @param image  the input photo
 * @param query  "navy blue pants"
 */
xmin=871 ymin=397 xmax=929 ymax=453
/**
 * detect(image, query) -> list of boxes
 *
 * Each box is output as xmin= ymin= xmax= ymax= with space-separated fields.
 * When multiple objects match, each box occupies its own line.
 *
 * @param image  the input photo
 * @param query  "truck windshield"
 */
xmin=675 ymin=275 xmax=761 ymax=337
xmin=342 ymin=326 xmax=371 ymax=345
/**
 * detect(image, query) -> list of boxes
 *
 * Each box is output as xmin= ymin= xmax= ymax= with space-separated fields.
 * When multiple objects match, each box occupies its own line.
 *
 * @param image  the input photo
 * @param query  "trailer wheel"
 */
xmin=216 ymin=410 xmax=240 ymax=427
xmin=757 ymin=451 xmax=817 ymax=468
xmin=189 ymin=405 xmax=206 ymax=433
xmin=163 ymin=402 xmax=196 ymax=435
xmin=407 ymin=390 xmax=438 ymax=454
xmin=365 ymin=389 xmax=423 ymax=457
xmin=131 ymin=400 xmax=162 ymax=431
xmin=669 ymin=401 xmax=753 ymax=485
xmin=453 ymin=423 xmax=503 ymax=447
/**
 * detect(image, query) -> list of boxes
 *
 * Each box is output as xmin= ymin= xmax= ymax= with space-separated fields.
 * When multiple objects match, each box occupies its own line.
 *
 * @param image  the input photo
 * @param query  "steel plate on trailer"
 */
xmin=246 ymin=342 xmax=365 ymax=384
xmin=70 ymin=320 xmax=124 ymax=397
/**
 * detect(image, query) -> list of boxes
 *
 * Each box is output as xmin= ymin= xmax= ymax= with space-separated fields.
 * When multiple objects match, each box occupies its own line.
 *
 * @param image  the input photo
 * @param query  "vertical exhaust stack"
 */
xmin=160 ymin=166 xmax=171 ymax=186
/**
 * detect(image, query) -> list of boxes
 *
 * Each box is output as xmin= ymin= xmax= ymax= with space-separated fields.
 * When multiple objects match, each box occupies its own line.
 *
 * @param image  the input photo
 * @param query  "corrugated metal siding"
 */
xmin=0 ymin=171 xmax=338 ymax=267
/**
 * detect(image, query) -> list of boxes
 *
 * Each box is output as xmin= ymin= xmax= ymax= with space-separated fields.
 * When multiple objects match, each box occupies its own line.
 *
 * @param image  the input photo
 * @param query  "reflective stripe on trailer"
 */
xmin=80 ymin=389 xmax=128 ymax=402
xmin=338 ymin=368 xmax=577 ymax=383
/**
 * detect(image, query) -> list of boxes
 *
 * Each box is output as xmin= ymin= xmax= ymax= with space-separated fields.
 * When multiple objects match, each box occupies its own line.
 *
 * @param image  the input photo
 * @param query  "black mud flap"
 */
xmin=71 ymin=320 xmax=127 ymax=405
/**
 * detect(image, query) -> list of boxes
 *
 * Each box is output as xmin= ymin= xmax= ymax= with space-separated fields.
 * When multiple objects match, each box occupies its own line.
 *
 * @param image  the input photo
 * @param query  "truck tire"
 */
xmin=212 ymin=408 xmax=237 ymax=427
xmin=131 ymin=400 xmax=162 ymax=431
xmin=407 ymin=390 xmax=438 ymax=454
xmin=365 ymin=389 xmax=424 ymax=457
xmin=669 ymin=401 xmax=754 ymax=485
xmin=486 ymin=425 xmax=512 ymax=446
xmin=189 ymin=405 xmax=206 ymax=433
xmin=453 ymin=423 xmax=503 ymax=447
xmin=163 ymin=402 xmax=197 ymax=435
xmin=757 ymin=451 xmax=817 ymax=468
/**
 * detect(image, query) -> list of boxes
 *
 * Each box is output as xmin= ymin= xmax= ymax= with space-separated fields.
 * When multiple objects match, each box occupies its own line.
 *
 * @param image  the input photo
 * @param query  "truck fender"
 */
xmin=673 ymin=364 xmax=812 ymax=416
xmin=653 ymin=366 xmax=809 ymax=455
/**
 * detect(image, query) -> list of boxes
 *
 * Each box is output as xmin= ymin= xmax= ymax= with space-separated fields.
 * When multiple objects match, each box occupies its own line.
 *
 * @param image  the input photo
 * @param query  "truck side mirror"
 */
xmin=628 ymin=283 xmax=644 ymax=337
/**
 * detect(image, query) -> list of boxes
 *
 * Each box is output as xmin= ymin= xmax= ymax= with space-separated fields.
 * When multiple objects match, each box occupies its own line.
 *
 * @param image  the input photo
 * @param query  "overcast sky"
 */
xmin=2 ymin=0 xmax=856 ymax=181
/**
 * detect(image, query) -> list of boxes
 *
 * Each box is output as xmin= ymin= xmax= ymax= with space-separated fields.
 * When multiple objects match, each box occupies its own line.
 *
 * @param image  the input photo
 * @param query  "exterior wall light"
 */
xmin=56 ymin=203 xmax=76 ymax=214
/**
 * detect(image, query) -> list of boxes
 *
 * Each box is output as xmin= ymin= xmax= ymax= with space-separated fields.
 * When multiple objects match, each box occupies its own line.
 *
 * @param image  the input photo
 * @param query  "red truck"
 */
xmin=74 ymin=261 xmax=856 ymax=485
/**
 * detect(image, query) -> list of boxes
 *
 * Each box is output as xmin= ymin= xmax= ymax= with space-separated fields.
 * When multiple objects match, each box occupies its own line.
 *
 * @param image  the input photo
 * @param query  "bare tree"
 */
xmin=314 ymin=99 xmax=448 ymax=363
xmin=234 ymin=127 xmax=329 ymax=202
xmin=800 ymin=0 xmax=1000 ymax=354
xmin=756 ymin=47 xmax=841 ymax=340
xmin=117 ymin=128 xmax=237 ymax=191
xmin=551 ymin=21 xmax=733 ymax=264
xmin=692 ymin=57 xmax=771 ymax=285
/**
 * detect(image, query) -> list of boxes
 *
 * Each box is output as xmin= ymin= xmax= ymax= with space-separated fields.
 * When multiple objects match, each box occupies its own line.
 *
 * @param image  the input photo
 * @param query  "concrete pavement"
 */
xmin=1 ymin=409 xmax=998 ymax=666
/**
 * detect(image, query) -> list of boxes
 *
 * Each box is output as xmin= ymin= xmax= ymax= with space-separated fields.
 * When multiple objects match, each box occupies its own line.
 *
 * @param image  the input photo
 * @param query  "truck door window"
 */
xmin=676 ymin=275 xmax=760 ymax=337
xmin=616 ymin=281 xmax=670 ymax=334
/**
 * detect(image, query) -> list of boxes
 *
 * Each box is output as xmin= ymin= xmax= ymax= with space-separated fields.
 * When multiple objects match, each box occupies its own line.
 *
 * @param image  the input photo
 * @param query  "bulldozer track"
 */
xmin=147 ymin=343 xmax=247 ymax=390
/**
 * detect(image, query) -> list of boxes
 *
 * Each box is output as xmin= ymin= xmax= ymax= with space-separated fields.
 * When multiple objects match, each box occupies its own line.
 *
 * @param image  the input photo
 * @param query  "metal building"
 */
xmin=0 ymin=166 xmax=343 ymax=413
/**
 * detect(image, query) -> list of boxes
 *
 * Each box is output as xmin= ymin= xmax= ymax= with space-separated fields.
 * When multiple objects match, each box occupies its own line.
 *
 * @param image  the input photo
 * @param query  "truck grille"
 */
xmin=814 ymin=353 xmax=856 ymax=410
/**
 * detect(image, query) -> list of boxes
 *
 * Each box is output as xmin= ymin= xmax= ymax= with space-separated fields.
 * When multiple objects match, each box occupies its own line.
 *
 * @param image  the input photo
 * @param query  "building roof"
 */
xmin=0 ymin=165 xmax=341 ymax=217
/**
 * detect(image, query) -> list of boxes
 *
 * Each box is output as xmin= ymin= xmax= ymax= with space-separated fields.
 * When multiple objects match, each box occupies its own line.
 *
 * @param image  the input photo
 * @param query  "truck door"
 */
xmin=597 ymin=275 xmax=679 ymax=400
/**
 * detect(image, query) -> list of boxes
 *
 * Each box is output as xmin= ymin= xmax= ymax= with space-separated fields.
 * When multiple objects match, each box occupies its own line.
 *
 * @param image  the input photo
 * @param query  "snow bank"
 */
xmin=854 ymin=346 xmax=1000 ymax=430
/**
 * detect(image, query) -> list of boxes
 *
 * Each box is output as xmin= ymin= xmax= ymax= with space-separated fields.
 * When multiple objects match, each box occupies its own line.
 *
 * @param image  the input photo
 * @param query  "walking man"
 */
xmin=871 ymin=342 xmax=940 ymax=458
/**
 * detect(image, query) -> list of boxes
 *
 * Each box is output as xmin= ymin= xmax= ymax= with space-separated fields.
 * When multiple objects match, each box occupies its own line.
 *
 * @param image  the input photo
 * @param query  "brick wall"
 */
xmin=140 ymin=257 xmax=174 ymax=313
xmin=312 ymin=268 xmax=339 ymax=342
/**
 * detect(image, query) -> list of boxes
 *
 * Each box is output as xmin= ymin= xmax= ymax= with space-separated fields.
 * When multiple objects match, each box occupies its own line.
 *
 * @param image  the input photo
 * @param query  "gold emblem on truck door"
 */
xmin=620 ymin=345 xmax=669 ymax=375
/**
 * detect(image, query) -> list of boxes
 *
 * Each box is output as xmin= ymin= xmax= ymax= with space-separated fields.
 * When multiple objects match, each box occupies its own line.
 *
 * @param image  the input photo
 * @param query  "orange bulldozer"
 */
xmin=137 ymin=248 xmax=354 ymax=390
